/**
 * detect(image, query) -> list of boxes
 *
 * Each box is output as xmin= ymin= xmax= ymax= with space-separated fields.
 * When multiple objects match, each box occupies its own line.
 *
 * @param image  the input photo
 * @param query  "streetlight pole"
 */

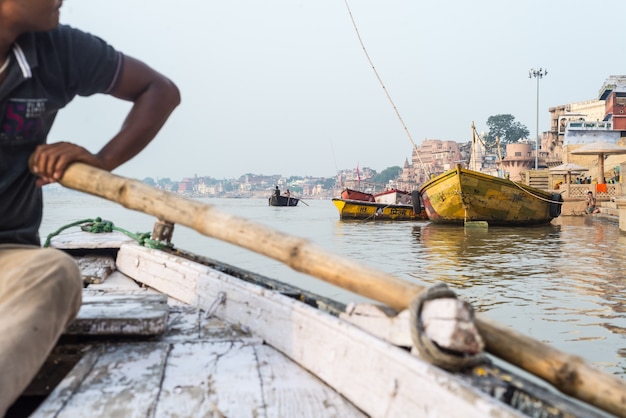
xmin=529 ymin=67 xmax=547 ymax=170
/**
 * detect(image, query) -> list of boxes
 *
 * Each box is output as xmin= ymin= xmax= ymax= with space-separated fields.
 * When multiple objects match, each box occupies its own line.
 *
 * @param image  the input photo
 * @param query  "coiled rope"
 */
xmin=43 ymin=217 xmax=173 ymax=250
xmin=409 ymin=283 xmax=487 ymax=372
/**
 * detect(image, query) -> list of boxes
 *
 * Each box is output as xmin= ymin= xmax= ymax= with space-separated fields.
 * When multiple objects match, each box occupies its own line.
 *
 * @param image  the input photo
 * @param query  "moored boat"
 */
xmin=334 ymin=188 xmax=426 ymax=221
xmin=332 ymin=197 xmax=426 ymax=221
xmin=340 ymin=188 xmax=413 ymax=205
xmin=341 ymin=188 xmax=375 ymax=201
xmin=14 ymin=163 xmax=626 ymax=418
xmin=373 ymin=188 xmax=413 ymax=205
xmin=419 ymin=164 xmax=563 ymax=226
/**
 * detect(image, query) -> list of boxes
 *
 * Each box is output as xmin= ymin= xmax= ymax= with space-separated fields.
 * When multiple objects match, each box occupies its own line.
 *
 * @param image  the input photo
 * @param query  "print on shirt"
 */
xmin=2 ymin=99 xmax=46 ymax=139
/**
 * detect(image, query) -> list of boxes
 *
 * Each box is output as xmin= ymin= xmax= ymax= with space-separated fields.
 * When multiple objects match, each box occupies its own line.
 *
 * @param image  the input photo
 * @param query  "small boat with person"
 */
xmin=14 ymin=163 xmax=626 ymax=418
xmin=268 ymin=186 xmax=299 ymax=206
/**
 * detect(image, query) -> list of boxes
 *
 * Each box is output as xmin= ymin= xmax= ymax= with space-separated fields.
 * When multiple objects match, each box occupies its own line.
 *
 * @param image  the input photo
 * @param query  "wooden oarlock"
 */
xmin=50 ymin=162 xmax=626 ymax=418
xmin=151 ymin=219 xmax=175 ymax=244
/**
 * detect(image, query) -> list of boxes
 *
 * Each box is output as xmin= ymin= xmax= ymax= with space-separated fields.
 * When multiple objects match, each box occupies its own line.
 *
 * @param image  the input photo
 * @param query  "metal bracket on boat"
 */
xmin=409 ymin=283 xmax=487 ymax=372
xmin=205 ymin=291 xmax=227 ymax=318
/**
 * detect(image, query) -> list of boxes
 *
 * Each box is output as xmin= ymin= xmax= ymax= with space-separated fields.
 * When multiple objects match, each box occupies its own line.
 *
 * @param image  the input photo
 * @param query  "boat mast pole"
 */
xmin=471 ymin=121 xmax=478 ymax=171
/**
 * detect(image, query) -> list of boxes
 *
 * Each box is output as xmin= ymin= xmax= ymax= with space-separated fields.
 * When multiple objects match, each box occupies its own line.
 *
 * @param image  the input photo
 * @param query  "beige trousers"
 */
xmin=0 ymin=244 xmax=82 ymax=416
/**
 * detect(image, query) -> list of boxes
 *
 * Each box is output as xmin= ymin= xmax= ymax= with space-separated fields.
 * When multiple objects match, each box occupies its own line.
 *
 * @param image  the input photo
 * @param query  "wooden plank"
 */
xmin=116 ymin=243 xmax=521 ymax=418
xmin=31 ymin=343 xmax=169 ymax=418
xmin=50 ymin=230 xmax=134 ymax=249
xmin=117 ymin=245 xmax=199 ymax=304
xmin=34 ymin=339 xmax=364 ymax=418
xmin=75 ymin=254 xmax=115 ymax=284
xmin=65 ymin=293 xmax=169 ymax=336
xmin=86 ymin=271 xmax=143 ymax=290
xmin=256 ymin=344 xmax=367 ymax=417
xmin=340 ymin=303 xmax=412 ymax=346
xmin=159 ymin=305 xmax=202 ymax=342
xmin=154 ymin=341 xmax=365 ymax=417
xmin=155 ymin=341 xmax=265 ymax=417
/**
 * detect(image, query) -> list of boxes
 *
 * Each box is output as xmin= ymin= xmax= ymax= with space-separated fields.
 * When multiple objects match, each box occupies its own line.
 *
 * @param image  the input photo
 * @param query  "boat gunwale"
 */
xmin=331 ymin=197 xmax=414 ymax=210
xmin=420 ymin=165 xmax=557 ymax=201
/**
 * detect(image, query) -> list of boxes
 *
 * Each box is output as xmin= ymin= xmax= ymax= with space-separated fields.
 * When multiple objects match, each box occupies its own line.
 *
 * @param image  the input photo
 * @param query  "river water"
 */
xmin=40 ymin=188 xmax=626 ymax=380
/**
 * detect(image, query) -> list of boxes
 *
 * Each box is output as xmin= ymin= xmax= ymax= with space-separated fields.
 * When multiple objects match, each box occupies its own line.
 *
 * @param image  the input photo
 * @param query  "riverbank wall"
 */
xmin=560 ymin=199 xmax=619 ymax=225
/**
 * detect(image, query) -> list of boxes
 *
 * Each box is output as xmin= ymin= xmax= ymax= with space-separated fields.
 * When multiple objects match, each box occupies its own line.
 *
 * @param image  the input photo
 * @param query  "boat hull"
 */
xmin=341 ymin=188 xmax=413 ymax=205
xmin=374 ymin=189 xmax=413 ymax=205
xmin=269 ymin=195 xmax=299 ymax=206
xmin=332 ymin=198 xmax=426 ymax=221
xmin=341 ymin=188 xmax=375 ymax=201
xmin=419 ymin=165 xmax=562 ymax=226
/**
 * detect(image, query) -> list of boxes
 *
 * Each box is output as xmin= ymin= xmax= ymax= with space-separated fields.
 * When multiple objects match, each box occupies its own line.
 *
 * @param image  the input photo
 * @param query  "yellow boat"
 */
xmin=332 ymin=197 xmax=427 ymax=221
xmin=419 ymin=164 xmax=563 ymax=226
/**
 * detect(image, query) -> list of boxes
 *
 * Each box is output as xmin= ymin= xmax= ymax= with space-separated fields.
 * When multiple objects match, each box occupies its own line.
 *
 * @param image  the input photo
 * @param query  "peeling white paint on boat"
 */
xmin=27 ymin=233 xmax=581 ymax=418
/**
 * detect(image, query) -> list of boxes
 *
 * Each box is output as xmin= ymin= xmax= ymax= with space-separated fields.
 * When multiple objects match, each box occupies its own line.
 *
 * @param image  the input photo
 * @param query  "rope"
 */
xmin=409 ymin=283 xmax=487 ymax=372
xmin=360 ymin=202 xmax=395 ymax=221
xmin=343 ymin=0 xmax=431 ymax=177
xmin=43 ymin=217 xmax=173 ymax=250
xmin=509 ymin=180 xmax=564 ymax=204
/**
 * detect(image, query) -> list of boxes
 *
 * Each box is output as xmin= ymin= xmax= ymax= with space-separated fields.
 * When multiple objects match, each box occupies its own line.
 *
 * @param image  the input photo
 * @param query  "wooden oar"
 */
xmin=50 ymin=162 xmax=626 ymax=418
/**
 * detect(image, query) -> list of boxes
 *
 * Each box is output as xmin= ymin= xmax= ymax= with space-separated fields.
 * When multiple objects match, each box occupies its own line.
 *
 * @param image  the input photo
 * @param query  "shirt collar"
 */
xmin=13 ymin=32 xmax=38 ymax=79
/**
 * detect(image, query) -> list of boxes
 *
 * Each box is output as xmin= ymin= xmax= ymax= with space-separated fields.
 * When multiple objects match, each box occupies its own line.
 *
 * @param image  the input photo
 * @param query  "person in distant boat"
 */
xmin=586 ymin=191 xmax=600 ymax=214
xmin=285 ymin=189 xmax=290 ymax=198
xmin=275 ymin=186 xmax=281 ymax=197
xmin=0 ymin=1 xmax=180 ymax=414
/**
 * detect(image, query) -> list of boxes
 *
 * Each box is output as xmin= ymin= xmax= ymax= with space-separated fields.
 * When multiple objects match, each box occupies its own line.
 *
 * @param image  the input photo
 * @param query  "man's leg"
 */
xmin=0 ymin=245 xmax=82 ymax=415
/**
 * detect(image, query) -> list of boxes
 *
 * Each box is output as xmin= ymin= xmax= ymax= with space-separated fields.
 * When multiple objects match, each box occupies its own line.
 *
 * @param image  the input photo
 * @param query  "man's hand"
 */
xmin=30 ymin=142 xmax=105 ymax=187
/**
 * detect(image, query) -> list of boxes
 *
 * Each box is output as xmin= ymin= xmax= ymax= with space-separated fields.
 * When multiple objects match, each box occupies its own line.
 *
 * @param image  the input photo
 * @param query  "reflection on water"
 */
xmin=412 ymin=219 xmax=626 ymax=377
xmin=41 ymin=191 xmax=625 ymax=378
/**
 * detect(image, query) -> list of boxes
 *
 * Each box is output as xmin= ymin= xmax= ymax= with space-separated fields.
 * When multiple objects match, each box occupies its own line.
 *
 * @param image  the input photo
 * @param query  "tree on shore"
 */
xmin=484 ymin=114 xmax=529 ymax=150
xmin=372 ymin=166 xmax=402 ymax=187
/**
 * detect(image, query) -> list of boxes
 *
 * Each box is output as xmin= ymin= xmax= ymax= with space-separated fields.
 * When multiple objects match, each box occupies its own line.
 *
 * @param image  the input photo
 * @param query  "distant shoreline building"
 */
xmin=542 ymin=75 xmax=626 ymax=182
xmin=397 ymin=139 xmax=464 ymax=189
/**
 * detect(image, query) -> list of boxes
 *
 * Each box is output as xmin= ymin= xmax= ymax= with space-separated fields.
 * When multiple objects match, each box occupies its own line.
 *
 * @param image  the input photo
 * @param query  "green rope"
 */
xmin=43 ymin=217 xmax=173 ymax=250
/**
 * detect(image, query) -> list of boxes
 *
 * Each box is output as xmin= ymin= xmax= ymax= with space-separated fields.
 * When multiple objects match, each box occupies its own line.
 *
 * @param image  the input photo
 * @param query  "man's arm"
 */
xmin=30 ymin=55 xmax=180 ymax=185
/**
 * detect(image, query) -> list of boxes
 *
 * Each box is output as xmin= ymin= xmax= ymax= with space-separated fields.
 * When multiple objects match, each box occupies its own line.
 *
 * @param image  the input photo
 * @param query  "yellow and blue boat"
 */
xmin=332 ymin=190 xmax=427 ymax=221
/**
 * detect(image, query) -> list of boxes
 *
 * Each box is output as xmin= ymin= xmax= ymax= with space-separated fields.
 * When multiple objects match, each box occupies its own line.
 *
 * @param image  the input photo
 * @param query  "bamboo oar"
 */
xmin=51 ymin=162 xmax=626 ymax=418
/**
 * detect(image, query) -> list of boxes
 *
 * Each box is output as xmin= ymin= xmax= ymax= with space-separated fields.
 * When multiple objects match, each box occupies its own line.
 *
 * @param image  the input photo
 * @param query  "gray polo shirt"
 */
xmin=0 ymin=24 xmax=122 ymax=245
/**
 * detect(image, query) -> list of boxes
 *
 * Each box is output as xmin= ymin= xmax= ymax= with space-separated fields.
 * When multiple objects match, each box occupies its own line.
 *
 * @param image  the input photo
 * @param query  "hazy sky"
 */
xmin=52 ymin=0 xmax=626 ymax=180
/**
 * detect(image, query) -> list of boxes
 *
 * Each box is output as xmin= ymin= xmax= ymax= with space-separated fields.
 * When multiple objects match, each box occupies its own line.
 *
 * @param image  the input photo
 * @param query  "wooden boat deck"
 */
xmin=33 ymin=297 xmax=366 ymax=417
xmin=11 ymin=231 xmax=617 ymax=418
xmin=21 ymin=233 xmax=365 ymax=417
